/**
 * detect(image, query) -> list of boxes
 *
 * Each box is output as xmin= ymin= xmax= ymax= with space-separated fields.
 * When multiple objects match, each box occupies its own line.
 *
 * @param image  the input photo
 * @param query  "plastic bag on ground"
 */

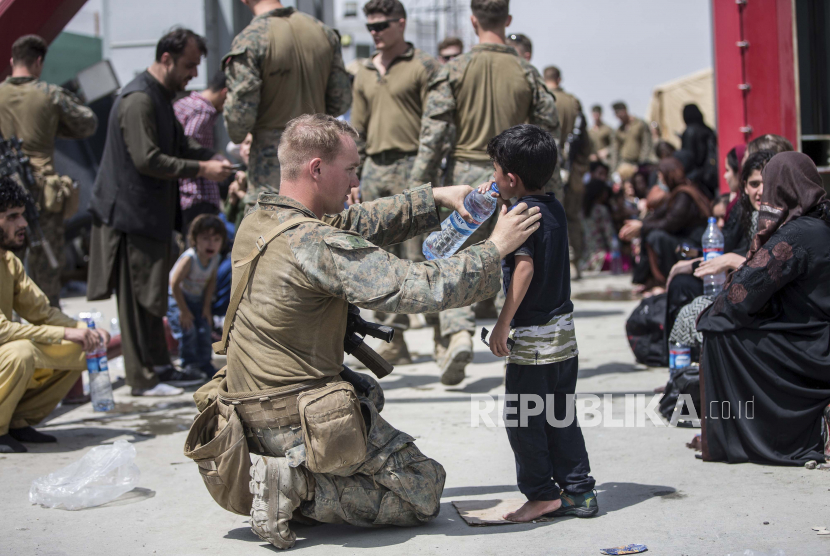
xmin=29 ymin=439 xmax=140 ymax=510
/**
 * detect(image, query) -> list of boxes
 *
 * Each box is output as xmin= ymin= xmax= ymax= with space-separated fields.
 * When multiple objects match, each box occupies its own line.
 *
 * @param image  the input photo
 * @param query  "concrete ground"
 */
xmin=2 ymin=274 xmax=828 ymax=556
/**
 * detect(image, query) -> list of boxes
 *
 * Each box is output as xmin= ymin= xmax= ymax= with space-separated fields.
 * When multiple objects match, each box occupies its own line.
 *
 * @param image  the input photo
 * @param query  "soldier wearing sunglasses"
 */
xmin=351 ymin=0 xmax=439 ymax=365
xmin=408 ymin=0 xmax=561 ymax=387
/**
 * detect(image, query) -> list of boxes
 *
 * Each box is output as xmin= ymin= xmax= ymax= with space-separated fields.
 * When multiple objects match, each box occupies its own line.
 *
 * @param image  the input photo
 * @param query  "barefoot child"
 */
xmin=167 ymin=214 xmax=226 ymax=379
xmin=482 ymin=124 xmax=597 ymax=523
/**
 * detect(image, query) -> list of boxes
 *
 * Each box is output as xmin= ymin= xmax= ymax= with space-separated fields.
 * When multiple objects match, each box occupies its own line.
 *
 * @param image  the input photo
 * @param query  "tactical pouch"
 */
xmin=42 ymin=174 xmax=78 ymax=217
xmin=183 ymin=397 xmax=253 ymax=516
xmin=298 ymin=381 xmax=367 ymax=475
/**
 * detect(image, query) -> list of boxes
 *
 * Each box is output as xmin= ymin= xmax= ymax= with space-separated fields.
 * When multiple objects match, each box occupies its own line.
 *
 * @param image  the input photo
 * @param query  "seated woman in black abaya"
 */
xmin=621 ymin=156 xmax=711 ymax=292
xmin=697 ymin=152 xmax=830 ymax=465
xmin=664 ymin=151 xmax=774 ymax=352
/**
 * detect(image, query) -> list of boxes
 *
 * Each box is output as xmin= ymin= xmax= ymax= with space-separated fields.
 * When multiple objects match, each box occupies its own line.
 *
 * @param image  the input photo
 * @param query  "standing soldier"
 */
xmin=588 ymin=104 xmax=613 ymax=165
xmin=543 ymin=65 xmax=591 ymax=279
xmin=610 ymin=101 xmax=653 ymax=172
xmin=409 ymin=0 xmax=559 ymax=385
xmin=0 ymin=35 xmax=98 ymax=307
xmin=223 ymin=0 xmax=352 ymax=204
xmin=351 ymin=0 xmax=438 ymax=364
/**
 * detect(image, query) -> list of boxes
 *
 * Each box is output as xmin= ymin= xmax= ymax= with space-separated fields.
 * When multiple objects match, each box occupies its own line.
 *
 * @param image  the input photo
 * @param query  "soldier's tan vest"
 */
xmin=255 ymin=11 xmax=334 ymax=132
xmin=0 ymin=78 xmax=59 ymax=172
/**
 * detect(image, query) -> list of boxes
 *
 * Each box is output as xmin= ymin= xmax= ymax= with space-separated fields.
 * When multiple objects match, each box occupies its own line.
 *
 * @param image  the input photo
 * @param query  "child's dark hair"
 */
xmin=486 ymin=124 xmax=558 ymax=191
xmin=188 ymin=213 xmax=227 ymax=249
xmin=0 ymin=176 xmax=29 ymax=213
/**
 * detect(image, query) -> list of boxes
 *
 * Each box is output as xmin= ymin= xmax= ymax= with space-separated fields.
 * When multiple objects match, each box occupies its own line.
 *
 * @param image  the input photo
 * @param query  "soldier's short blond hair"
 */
xmin=279 ymin=114 xmax=359 ymax=181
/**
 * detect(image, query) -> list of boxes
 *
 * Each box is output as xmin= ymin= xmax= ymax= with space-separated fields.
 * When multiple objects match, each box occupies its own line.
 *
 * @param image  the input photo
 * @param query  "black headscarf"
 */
xmin=682 ymin=104 xmax=704 ymax=126
xmin=748 ymin=152 xmax=829 ymax=258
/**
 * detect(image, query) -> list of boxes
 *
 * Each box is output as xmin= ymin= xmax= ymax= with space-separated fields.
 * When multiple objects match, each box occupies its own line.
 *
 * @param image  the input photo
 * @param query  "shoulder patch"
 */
xmin=323 ymin=232 xmax=374 ymax=250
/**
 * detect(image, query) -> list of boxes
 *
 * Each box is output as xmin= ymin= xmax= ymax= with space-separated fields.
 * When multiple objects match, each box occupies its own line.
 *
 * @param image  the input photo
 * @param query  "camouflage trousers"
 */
xmin=245 ymin=129 xmax=283 ymax=206
xmin=27 ymin=209 xmax=65 ymax=307
xmin=249 ymin=397 xmax=445 ymax=527
xmin=438 ymin=159 xmax=498 ymax=337
xmin=361 ymin=153 xmax=423 ymax=330
xmin=562 ymin=164 xmax=588 ymax=266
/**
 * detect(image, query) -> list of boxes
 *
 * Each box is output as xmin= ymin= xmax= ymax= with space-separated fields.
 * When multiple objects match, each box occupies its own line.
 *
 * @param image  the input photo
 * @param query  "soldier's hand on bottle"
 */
xmin=198 ymin=160 xmax=234 ymax=182
xmin=488 ymin=202 xmax=542 ymax=258
xmin=65 ymin=327 xmax=103 ymax=352
xmin=433 ymin=184 xmax=474 ymax=222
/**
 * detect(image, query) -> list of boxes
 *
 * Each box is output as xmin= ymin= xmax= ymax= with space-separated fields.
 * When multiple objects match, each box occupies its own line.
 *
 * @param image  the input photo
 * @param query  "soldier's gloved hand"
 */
xmin=433 ymin=184 xmax=474 ymax=222
xmin=488 ymin=203 xmax=542 ymax=258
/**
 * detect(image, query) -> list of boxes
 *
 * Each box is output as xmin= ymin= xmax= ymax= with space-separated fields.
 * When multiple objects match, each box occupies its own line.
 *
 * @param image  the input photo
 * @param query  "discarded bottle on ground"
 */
xmin=85 ymin=319 xmax=114 ymax=412
xmin=669 ymin=342 xmax=691 ymax=378
xmin=423 ymin=182 xmax=499 ymax=260
xmin=702 ymin=217 xmax=725 ymax=296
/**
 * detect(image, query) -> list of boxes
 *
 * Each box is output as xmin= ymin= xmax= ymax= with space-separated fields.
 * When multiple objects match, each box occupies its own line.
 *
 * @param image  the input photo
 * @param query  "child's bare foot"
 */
xmin=503 ymin=499 xmax=562 ymax=522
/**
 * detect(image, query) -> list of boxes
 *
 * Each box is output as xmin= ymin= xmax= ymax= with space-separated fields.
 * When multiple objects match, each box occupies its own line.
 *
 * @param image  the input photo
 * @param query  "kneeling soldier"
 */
xmin=194 ymin=114 xmax=541 ymax=548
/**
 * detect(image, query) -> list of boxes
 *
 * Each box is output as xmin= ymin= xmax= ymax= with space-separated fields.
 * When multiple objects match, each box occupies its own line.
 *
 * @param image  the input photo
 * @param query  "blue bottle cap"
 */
xmin=708 ymin=216 xmax=717 ymax=224
xmin=490 ymin=182 xmax=499 ymax=194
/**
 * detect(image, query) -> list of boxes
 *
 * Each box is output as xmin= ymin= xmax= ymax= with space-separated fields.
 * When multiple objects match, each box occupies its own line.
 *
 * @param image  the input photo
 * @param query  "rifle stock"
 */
xmin=0 ymin=137 xmax=59 ymax=269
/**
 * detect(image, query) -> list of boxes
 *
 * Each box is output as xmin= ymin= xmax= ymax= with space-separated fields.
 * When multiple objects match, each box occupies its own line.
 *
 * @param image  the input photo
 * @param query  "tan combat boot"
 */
xmin=249 ymin=456 xmax=313 ymax=550
xmin=440 ymin=330 xmax=473 ymax=386
xmin=433 ymin=325 xmax=447 ymax=363
xmin=376 ymin=333 xmax=413 ymax=365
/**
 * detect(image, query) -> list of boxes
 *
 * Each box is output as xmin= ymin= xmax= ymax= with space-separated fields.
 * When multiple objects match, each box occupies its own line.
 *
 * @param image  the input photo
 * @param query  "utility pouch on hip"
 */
xmin=298 ymin=381 xmax=367 ymax=475
xmin=42 ymin=174 xmax=78 ymax=217
xmin=183 ymin=389 xmax=253 ymax=515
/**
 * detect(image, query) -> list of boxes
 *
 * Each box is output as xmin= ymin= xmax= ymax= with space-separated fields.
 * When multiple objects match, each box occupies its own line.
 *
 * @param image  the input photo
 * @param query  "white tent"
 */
xmin=646 ymin=68 xmax=715 ymax=148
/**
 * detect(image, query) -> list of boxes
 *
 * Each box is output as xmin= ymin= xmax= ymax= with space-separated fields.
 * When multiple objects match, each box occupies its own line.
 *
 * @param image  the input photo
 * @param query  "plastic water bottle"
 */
xmin=702 ymin=217 xmax=725 ymax=296
xmin=423 ymin=182 xmax=499 ymax=260
xmin=669 ymin=342 xmax=691 ymax=378
xmin=610 ymin=236 xmax=623 ymax=275
xmin=85 ymin=319 xmax=114 ymax=412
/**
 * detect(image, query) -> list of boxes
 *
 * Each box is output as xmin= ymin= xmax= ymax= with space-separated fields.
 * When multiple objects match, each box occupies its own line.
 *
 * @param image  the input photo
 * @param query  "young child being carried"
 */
xmin=167 ymin=214 xmax=226 ymax=380
xmin=481 ymin=124 xmax=597 ymax=523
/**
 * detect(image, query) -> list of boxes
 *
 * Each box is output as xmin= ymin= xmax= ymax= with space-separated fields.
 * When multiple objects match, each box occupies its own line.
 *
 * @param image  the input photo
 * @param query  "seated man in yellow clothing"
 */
xmin=0 ymin=177 xmax=109 ymax=453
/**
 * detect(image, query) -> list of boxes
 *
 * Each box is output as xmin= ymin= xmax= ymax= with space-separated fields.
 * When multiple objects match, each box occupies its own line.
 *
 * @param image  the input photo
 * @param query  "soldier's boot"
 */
xmin=249 ymin=456 xmax=313 ymax=550
xmin=473 ymin=297 xmax=499 ymax=320
xmin=433 ymin=325 xmax=447 ymax=363
xmin=376 ymin=333 xmax=413 ymax=366
xmin=440 ymin=330 xmax=473 ymax=386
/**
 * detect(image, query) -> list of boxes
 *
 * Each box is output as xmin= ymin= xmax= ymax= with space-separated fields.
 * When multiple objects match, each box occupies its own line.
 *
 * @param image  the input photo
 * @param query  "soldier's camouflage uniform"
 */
xmin=553 ymin=87 xmax=591 ymax=269
xmin=408 ymin=43 xmax=561 ymax=337
xmin=0 ymin=76 xmax=98 ymax=306
xmin=610 ymin=116 xmax=653 ymax=172
xmin=226 ymin=184 xmax=501 ymax=524
xmin=351 ymin=45 xmax=438 ymax=331
xmin=223 ymin=7 xmax=351 ymax=204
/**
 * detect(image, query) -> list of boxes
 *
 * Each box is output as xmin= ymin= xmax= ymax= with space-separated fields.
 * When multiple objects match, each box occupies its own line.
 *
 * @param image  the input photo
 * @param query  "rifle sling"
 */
xmin=213 ymin=216 xmax=320 ymax=356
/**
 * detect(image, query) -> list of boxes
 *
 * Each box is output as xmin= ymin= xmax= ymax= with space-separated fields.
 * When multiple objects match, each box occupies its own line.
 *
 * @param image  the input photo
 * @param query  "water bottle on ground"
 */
xmin=610 ymin=236 xmax=623 ymax=275
xmin=702 ymin=217 xmax=726 ymax=296
xmin=669 ymin=342 xmax=691 ymax=378
xmin=85 ymin=319 xmax=114 ymax=412
xmin=423 ymin=182 xmax=499 ymax=260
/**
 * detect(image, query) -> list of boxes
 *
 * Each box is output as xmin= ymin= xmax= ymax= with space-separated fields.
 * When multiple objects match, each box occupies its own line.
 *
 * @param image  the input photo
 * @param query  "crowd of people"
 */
xmin=0 ymin=0 xmax=828 ymax=549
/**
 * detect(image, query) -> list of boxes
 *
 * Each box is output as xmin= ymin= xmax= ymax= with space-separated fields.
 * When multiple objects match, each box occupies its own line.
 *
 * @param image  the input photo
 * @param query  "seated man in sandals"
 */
xmin=0 ymin=177 xmax=109 ymax=453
